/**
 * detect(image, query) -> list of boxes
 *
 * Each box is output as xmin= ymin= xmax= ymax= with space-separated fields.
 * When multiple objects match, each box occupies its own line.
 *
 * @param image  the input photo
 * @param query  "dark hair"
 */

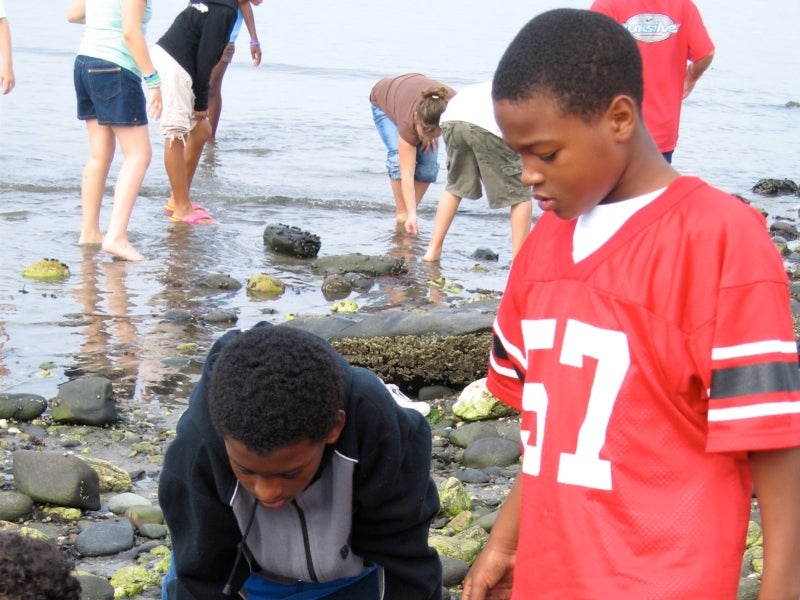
xmin=208 ymin=325 xmax=345 ymax=454
xmin=0 ymin=532 xmax=82 ymax=600
xmin=493 ymin=8 xmax=643 ymax=120
xmin=416 ymin=86 xmax=451 ymax=131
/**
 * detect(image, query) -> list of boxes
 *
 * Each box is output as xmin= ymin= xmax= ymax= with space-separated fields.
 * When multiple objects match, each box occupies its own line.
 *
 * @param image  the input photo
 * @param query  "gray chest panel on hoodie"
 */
xmin=229 ymin=449 xmax=369 ymax=584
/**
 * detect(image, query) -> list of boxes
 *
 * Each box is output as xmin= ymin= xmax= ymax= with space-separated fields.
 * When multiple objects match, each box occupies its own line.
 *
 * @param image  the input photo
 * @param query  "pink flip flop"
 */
xmin=168 ymin=207 xmax=216 ymax=224
xmin=163 ymin=202 xmax=203 ymax=215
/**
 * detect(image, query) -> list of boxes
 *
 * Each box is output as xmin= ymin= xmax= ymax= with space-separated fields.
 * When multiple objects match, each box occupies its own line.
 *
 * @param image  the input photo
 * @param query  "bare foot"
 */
xmin=102 ymin=239 xmax=146 ymax=262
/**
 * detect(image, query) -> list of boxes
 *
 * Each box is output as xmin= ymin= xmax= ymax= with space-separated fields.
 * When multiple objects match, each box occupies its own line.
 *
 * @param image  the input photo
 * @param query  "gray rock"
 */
xmin=737 ymin=575 xmax=760 ymax=600
xmin=312 ymin=253 xmax=407 ymax=277
xmin=321 ymin=274 xmax=351 ymax=300
xmin=0 ymin=393 xmax=48 ymax=421
xmin=462 ymin=437 xmax=521 ymax=469
xmin=75 ymin=518 xmax=135 ymax=557
xmin=454 ymin=468 xmax=491 ymax=485
xmin=448 ymin=422 xmax=500 ymax=448
xmin=137 ymin=523 xmax=168 ymax=539
xmin=0 ymin=490 xmax=34 ymax=521
xmin=440 ymin=555 xmax=470 ymax=587
xmin=50 ymin=377 xmax=117 ymax=426
xmin=343 ymin=272 xmax=374 ymax=291
xmin=162 ymin=309 xmax=194 ymax=323
xmin=202 ymin=309 xmax=238 ymax=324
xmin=107 ymin=492 xmax=152 ymax=515
xmin=123 ymin=505 xmax=164 ymax=529
xmin=12 ymin=450 xmax=101 ymax=510
xmin=470 ymin=248 xmax=499 ymax=261
xmin=191 ymin=274 xmax=243 ymax=293
xmin=77 ymin=573 xmax=115 ymax=600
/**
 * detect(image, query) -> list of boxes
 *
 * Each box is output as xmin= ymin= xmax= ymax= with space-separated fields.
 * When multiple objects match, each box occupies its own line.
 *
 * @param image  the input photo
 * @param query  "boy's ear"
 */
xmin=605 ymin=94 xmax=638 ymax=141
xmin=324 ymin=410 xmax=347 ymax=445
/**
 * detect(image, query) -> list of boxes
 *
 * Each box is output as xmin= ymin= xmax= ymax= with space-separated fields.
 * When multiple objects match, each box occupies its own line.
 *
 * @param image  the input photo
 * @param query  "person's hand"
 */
xmin=147 ymin=88 xmax=162 ymax=120
xmin=0 ymin=65 xmax=15 ymax=95
xmin=193 ymin=109 xmax=209 ymax=121
xmin=461 ymin=545 xmax=516 ymax=600
xmin=404 ymin=212 xmax=419 ymax=236
xmin=419 ymin=134 xmax=439 ymax=153
xmin=250 ymin=41 xmax=262 ymax=66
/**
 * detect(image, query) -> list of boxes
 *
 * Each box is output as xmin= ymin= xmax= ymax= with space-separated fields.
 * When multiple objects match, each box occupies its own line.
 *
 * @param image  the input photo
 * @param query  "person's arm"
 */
xmin=683 ymin=51 xmax=714 ymax=99
xmin=397 ymin=136 xmax=419 ymax=234
xmin=0 ymin=17 xmax=13 ymax=94
xmin=749 ymin=446 xmax=800 ymax=600
xmin=239 ymin=1 xmax=261 ymax=66
xmin=461 ymin=476 xmax=521 ymax=600
xmin=121 ymin=0 xmax=161 ymax=119
xmin=66 ymin=0 xmax=85 ymax=24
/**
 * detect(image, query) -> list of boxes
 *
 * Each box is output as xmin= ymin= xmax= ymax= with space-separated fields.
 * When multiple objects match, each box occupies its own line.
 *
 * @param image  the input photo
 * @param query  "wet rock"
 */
xmin=202 ymin=309 xmax=238 ymax=324
xmin=438 ymin=477 xmax=472 ymax=517
xmin=331 ymin=299 xmax=358 ymax=314
xmin=0 ymin=490 xmax=34 ymax=521
xmin=109 ymin=565 xmax=163 ymax=598
xmin=80 ymin=457 xmax=133 ymax=493
xmin=737 ymin=576 xmax=760 ymax=600
xmin=321 ymin=274 xmax=351 ymax=300
xmin=343 ymin=272 xmax=374 ymax=291
xmin=429 ymin=525 xmax=488 ymax=564
xmin=312 ymin=253 xmax=407 ymax=276
xmin=454 ymin=468 xmax=491 ymax=485
xmin=123 ymin=505 xmax=164 ymax=530
xmin=751 ymin=178 xmax=798 ymax=196
xmin=191 ymin=274 xmax=243 ymax=293
xmin=12 ymin=450 xmax=101 ymax=510
xmin=75 ymin=518 xmax=135 ymax=557
xmin=76 ymin=573 xmax=115 ymax=600
xmin=162 ymin=309 xmax=194 ymax=323
xmin=0 ymin=393 xmax=48 ymax=421
xmin=462 ymin=437 xmax=521 ymax=469
xmin=448 ymin=422 xmax=499 ymax=448
xmin=137 ymin=523 xmax=168 ymax=539
xmin=440 ymin=555 xmax=470 ymax=587
xmin=453 ymin=378 xmax=518 ymax=421
xmin=107 ymin=492 xmax=152 ymax=515
xmin=263 ymin=223 xmax=321 ymax=258
xmin=247 ymin=273 xmax=286 ymax=297
xmin=470 ymin=248 xmax=499 ymax=261
xmin=786 ymin=100 xmax=800 ymax=108
xmin=21 ymin=258 xmax=71 ymax=280
xmin=51 ymin=376 xmax=117 ymax=426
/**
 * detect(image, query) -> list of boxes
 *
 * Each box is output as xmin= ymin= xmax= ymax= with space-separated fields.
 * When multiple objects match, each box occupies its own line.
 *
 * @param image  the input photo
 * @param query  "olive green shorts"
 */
xmin=442 ymin=121 xmax=531 ymax=208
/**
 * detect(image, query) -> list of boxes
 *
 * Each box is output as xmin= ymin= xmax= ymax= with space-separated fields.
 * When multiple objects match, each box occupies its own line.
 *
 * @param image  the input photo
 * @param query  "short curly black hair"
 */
xmin=0 ymin=531 xmax=81 ymax=600
xmin=208 ymin=325 xmax=345 ymax=454
xmin=493 ymin=8 xmax=643 ymax=121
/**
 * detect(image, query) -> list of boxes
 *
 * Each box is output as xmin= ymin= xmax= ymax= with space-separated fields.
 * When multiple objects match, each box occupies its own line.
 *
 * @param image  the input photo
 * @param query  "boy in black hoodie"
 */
xmin=159 ymin=323 xmax=442 ymax=599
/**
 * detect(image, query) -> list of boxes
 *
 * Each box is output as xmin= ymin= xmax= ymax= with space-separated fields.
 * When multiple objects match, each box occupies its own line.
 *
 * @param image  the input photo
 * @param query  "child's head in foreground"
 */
xmin=492 ymin=9 xmax=656 ymax=220
xmin=0 ymin=531 xmax=82 ymax=600
xmin=208 ymin=325 xmax=346 ymax=508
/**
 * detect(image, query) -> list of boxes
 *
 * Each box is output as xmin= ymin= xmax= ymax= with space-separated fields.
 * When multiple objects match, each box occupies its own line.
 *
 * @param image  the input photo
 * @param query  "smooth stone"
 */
xmin=74 ymin=518 xmax=135 ymax=557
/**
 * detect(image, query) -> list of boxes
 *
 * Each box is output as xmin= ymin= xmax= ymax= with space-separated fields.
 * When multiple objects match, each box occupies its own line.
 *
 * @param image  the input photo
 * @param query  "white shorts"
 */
xmin=150 ymin=44 xmax=198 ymax=142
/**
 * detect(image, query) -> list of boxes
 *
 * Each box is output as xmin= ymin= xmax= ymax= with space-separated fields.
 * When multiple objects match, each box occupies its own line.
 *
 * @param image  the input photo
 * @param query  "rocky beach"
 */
xmin=0 ymin=179 xmax=798 ymax=600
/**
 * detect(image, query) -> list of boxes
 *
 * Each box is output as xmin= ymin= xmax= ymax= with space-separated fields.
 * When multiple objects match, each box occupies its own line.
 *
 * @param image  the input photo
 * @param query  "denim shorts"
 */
xmin=74 ymin=55 xmax=147 ymax=126
xmin=371 ymin=104 xmax=439 ymax=183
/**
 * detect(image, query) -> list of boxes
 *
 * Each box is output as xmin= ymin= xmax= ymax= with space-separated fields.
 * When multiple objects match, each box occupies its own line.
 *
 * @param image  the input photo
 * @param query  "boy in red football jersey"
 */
xmin=463 ymin=9 xmax=800 ymax=600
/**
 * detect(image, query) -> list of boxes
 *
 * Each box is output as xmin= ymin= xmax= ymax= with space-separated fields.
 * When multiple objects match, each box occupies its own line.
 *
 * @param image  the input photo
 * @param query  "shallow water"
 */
xmin=0 ymin=0 xmax=799 ymax=404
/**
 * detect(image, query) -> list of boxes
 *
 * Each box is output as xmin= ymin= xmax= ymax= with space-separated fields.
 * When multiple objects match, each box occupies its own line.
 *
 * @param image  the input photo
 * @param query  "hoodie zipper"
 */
xmin=292 ymin=500 xmax=318 ymax=582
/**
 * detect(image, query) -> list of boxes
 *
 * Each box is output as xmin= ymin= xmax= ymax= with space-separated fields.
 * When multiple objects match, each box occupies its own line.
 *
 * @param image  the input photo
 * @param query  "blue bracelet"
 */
xmin=143 ymin=71 xmax=159 ymax=82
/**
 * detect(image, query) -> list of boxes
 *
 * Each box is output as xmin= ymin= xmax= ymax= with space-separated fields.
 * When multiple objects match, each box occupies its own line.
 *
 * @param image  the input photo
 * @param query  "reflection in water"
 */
xmin=69 ymin=246 xmax=140 ymax=397
xmin=378 ymin=228 xmax=450 ymax=308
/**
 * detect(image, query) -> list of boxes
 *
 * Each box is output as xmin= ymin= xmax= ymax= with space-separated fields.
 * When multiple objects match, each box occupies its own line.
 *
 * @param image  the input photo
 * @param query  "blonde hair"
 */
xmin=416 ymin=86 xmax=451 ymax=131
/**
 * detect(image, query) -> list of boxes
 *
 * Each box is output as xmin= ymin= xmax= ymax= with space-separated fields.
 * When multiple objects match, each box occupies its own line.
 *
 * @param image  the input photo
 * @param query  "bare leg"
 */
xmin=509 ymin=200 xmax=533 ymax=258
xmin=423 ymin=190 xmax=461 ymax=262
xmin=389 ymin=178 xmax=406 ymax=224
xmin=184 ymin=117 xmax=212 ymax=192
xmin=101 ymin=124 xmax=151 ymax=261
xmin=79 ymin=119 xmax=115 ymax=245
xmin=207 ymin=59 xmax=229 ymax=140
xmin=164 ymin=136 xmax=191 ymax=217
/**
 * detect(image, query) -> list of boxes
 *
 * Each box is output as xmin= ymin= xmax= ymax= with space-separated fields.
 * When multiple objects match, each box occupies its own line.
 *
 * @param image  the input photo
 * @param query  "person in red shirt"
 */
xmin=463 ymin=9 xmax=800 ymax=599
xmin=591 ymin=0 xmax=714 ymax=163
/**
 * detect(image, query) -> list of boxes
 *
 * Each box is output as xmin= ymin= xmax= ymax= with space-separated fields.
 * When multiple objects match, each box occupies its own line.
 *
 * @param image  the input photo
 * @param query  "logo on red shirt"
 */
xmin=623 ymin=13 xmax=680 ymax=43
